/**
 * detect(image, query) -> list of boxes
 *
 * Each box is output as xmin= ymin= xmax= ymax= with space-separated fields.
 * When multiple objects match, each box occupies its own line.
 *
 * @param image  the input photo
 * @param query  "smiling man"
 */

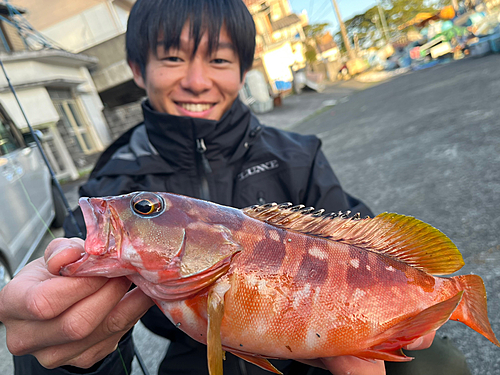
xmin=131 ymin=24 xmax=243 ymax=120
xmin=2 ymin=1 xmax=463 ymax=375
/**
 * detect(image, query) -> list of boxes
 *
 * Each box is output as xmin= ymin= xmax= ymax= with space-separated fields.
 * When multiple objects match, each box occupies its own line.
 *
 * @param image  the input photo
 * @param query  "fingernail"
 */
xmin=405 ymin=337 xmax=424 ymax=350
xmin=45 ymin=245 xmax=63 ymax=264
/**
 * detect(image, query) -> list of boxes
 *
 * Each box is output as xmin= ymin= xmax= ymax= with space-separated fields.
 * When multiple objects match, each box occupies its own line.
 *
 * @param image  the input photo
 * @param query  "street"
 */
xmin=1 ymin=53 xmax=500 ymax=374
xmin=290 ymin=54 xmax=500 ymax=375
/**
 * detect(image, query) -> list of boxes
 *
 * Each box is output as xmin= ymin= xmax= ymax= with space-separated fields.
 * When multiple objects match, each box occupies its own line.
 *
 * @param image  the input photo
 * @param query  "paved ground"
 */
xmin=1 ymin=53 xmax=500 ymax=374
xmin=290 ymin=54 xmax=500 ymax=375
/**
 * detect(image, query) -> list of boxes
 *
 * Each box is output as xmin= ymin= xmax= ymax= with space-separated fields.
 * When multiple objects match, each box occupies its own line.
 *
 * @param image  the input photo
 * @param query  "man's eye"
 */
xmin=212 ymin=58 xmax=229 ymax=64
xmin=163 ymin=56 xmax=182 ymax=62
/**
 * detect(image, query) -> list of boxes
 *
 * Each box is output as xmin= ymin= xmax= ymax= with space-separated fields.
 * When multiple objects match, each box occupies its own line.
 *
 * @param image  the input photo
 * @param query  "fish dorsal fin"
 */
xmin=243 ymin=203 xmax=464 ymax=275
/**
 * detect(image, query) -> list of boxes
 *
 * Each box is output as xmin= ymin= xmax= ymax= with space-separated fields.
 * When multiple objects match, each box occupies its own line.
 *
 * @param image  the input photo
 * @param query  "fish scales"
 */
xmin=60 ymin=192 xmax=500 ymax=375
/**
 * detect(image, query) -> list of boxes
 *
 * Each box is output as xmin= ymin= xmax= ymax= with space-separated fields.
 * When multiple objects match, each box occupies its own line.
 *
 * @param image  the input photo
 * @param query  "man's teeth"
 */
xmin=180 ymin=103 xmax=212 ymax=112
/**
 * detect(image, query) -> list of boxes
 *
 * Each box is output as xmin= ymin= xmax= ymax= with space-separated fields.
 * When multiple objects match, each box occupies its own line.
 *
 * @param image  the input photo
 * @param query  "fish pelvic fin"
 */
xmin=361 ymin=292 xmax=463 ymax=362
xmin=227 ymin=351 xmax=282 ymax=374
xmin=243 ymin=205 xmax=464 ymax=275
xmin=451 ymin=274 xmax=500 ymax=346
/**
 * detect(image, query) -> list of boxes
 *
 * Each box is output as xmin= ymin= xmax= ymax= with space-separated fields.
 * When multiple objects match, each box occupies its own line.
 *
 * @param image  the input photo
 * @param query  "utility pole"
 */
xmin=331 ymin=0 xmax=356 ymax=59
xmin=377 ymin=1 xmax=390 ymax=43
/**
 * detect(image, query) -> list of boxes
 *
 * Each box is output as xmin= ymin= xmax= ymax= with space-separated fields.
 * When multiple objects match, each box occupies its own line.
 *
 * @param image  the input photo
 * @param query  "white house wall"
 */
xmin=40 ymin=2 xmax=126 ymax=53
xmin=0 ymin=87 xmax=59 ymax=129
xmin=262 ymin=42 xmax=295 ymax=82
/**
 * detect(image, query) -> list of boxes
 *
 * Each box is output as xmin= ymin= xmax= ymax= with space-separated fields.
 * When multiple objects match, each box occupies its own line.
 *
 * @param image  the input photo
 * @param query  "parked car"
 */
xmin=0 ymin=104 xmax=65 ymax=291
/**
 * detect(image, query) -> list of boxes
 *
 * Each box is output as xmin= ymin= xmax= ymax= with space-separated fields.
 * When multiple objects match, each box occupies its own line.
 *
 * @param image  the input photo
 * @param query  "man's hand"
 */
xmin=301 ymin=332 xmax=436 ymax=375
xmin=0 ymin=238 xmax=154 ymax=369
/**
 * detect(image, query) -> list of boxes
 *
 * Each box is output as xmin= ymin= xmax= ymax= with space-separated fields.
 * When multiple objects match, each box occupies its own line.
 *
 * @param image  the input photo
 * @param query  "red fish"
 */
xmin=61 ymin=192 xmax=500 ymax=375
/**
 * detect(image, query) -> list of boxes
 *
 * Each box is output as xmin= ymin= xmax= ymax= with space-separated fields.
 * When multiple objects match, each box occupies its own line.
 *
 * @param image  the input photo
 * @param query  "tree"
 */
xmin=303 ymin=23 xmax=330 ymax=65
xmin=303 ymin=23 xmax=330 ymax=39
xmin=335 ymin=0 xmax=451 ymax=50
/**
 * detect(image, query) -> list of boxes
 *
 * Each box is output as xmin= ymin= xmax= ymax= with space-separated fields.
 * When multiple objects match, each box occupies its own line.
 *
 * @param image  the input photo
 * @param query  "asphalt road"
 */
xmin=290 ymin=54 xmax=500 ymax=375
xmin=1 ymin=54 xmax=499 ymax=374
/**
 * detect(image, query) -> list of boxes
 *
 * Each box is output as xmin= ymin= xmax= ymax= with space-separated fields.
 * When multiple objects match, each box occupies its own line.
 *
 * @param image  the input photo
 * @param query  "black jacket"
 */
xmin=60 ymin=98 xmax=372 ymax=375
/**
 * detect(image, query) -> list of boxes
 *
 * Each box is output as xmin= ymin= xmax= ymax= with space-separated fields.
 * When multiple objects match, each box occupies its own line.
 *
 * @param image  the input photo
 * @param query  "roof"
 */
xmin=0 ymin=2 xmax=26 ymax=15
xmin=271 ymin=14 xmax=301 ymax=31
xmin=0 ymin=49 xmax=98 ymax=67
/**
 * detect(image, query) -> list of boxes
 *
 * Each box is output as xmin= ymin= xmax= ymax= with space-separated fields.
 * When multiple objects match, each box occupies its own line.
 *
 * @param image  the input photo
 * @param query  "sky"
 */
xmin=289 ymin=0 xmax=379 ymax=34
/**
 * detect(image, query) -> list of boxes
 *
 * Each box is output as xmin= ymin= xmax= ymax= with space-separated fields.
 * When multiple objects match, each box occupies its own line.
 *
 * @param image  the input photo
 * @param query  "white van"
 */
xmin=0 ymin=105 xmax=65 ymax=290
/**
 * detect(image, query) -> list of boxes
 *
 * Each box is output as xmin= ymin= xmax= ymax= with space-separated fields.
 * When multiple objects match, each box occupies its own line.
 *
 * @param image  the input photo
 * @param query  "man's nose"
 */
xmin=181 ymin=59 xmax=212 ymax=94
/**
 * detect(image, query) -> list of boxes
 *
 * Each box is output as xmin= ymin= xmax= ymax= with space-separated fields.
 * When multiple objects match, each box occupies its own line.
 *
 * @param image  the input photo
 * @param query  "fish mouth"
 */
xmin=80 ymin=197 xmax=112 ymax=256
xmin=61 ymin=197 xmax=128 ymax=277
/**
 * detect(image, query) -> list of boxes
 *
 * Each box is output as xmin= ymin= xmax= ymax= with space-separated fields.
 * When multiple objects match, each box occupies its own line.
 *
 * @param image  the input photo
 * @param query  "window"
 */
xmin=0 ymin=107 xmax=23 ymax=156
xmin=48 ymin=89 xmax=97 ymax=155
xmin=0 ymin=120 xmax=20 ymax=156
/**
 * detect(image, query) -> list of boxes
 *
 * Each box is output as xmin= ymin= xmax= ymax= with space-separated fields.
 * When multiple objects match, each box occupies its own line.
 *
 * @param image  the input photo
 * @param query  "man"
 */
xmin=0 ymin=0 xmax=463 ymax=374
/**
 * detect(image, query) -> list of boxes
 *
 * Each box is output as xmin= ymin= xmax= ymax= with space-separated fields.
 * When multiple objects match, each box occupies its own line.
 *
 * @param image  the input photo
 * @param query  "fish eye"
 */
xmin=131 ymin=193 xmax=165 ymax=217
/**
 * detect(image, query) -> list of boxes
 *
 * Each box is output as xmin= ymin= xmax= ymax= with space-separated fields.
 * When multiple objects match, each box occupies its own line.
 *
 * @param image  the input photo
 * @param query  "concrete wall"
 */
xmin=0 ymin=60 xmax=87 ymax=88
xmin=81 ymin=33 xmax=134 ymax=93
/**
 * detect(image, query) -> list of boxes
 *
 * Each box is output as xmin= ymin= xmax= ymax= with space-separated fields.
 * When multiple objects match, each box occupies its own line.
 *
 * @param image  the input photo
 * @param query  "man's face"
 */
xmin=131 ymin=23 xmax=245 ymax=121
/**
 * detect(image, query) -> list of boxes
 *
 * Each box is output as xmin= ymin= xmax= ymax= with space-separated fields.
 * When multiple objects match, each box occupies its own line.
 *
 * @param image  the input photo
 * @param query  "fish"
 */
xmin=60 ymin=191 xmax=500 ymax=375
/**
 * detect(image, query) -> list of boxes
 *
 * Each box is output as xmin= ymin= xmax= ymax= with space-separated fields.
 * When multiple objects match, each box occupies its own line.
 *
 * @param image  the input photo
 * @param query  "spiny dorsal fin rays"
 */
xmin=242 ymin=204 xmax=464 ymax=275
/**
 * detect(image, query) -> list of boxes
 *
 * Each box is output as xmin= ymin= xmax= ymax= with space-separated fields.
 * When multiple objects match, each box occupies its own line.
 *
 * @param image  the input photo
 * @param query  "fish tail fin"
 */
xmin=451 ymin=274 xmax=500 ymax=346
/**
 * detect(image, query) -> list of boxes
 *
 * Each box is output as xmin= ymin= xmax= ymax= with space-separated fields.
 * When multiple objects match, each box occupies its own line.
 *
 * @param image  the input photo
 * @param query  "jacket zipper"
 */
xmin=196 ymin=138 xmax=212 ymax=200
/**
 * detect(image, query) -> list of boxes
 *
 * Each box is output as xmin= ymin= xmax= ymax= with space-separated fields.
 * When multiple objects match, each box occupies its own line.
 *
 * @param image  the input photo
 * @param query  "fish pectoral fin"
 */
xmin=207 ymin=289 xmax=225 ymax=375
xmin=207 ymin=283 xmax=230 ymax=375
xmin=363 ymin=291 xmax=464 ymax=361
xmin=227 ymin=351 xmax=283 ymax=374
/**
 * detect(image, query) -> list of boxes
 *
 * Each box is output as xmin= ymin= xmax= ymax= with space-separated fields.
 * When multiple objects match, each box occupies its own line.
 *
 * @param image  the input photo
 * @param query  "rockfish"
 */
xmin=60 ymin=192 xmax=500 ymax=374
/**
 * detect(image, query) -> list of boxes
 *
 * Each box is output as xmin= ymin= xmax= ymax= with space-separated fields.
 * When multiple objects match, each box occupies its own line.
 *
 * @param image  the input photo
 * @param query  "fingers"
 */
xmin=99 ymin=286 xmax=154 ymax=338
xmin=321 ymin=356 xmax=386 ymax=375
xmin=7 ymin=276 xmax=132 ymax=355
xmin=1 ymin=258 xmax=108 ymax=322
xmin=405 ymin=331 xmax=436 ymax=350
xmin=30 ymin=288 xmax=154 ymax=369
xmin=34 ymin=330 xmax=126 ymax=369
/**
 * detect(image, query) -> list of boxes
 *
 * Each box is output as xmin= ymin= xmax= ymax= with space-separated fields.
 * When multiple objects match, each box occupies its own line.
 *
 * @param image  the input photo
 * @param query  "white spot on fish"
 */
xmin=350 ymin=259 xmax=360 ymax=268
xmin=386 ymin=266 xmax=395 ymax=272
xmin=366 ymin=265 xmax=371 ymax=271
xmin=292 ymin=283 xmax=311 ymax=309
xmin=305 ymin=328 xmax=320 ymax=349
xmin=269 ymin=230 xmax=280 ymax=242
xmin=309 ymin=247 xmax=327 ymax=260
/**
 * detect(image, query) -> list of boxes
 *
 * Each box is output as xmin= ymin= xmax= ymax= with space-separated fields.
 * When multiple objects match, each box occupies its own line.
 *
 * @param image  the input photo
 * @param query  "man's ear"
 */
xmin=128 ymin=60 xmax=146 ymax=89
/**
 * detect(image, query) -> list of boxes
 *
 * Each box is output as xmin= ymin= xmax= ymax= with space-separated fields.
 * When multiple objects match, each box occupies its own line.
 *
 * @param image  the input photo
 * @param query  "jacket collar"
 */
xmin=143 ymin=98 xmax=253 ymax=171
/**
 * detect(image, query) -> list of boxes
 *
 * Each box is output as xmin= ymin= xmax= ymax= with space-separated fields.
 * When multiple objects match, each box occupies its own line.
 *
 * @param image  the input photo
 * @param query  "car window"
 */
xmin=0 ymin=119 xmax=21 ymax=156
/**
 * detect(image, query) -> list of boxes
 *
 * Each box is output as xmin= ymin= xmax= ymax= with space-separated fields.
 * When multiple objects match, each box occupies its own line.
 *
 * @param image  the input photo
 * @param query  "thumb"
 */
xmin=45 ymin=238 xmax=86 ymax=275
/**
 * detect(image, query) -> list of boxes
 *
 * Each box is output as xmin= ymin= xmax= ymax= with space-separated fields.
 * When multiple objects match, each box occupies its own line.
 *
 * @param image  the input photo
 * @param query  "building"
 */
xmin=8 ymin=0 xmax=142 ymax=143
xmin=0 ymin=1 xmax=111 ymax=180
xmin=243 ymin=0 xmax=308 ymax=94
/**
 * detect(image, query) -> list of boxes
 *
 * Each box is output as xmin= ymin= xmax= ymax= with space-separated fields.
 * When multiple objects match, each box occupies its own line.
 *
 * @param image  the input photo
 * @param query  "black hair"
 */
xmin=126 ymin=0 xmax=256 ymax=81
